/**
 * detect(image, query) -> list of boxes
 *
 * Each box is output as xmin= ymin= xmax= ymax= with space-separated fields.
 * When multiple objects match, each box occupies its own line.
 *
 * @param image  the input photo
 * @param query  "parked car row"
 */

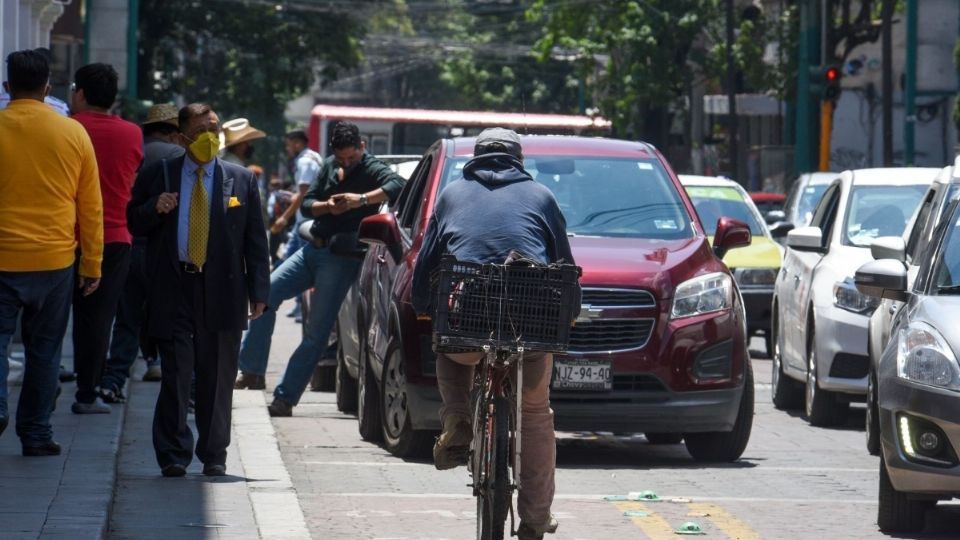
xmin=852 ymin=157 xmax=960 ymax=533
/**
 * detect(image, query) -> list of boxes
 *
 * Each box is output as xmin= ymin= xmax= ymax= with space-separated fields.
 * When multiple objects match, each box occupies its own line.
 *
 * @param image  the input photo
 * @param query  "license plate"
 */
xmin=552 ymin=358 xmax=612 ymax=391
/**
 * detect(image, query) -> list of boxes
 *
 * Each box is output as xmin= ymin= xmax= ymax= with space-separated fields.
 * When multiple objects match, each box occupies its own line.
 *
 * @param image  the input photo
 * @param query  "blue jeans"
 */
xmin=0 ymin=267 xmax=73 ymax=443
xmin=238 ymin=244 xmax=361 ymax=405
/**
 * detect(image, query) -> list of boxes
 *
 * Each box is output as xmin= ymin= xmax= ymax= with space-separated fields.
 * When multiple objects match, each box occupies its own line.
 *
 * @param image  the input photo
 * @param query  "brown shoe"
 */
xmin=267 ymin=398 xmax=293 ymax=417
xmin=517 ymin=516 xmax=559 ymax=540
xmin=234 ymin=372 xmax=266 ymax=390
xmin=433 ymin=413 xmax=472 ymax=470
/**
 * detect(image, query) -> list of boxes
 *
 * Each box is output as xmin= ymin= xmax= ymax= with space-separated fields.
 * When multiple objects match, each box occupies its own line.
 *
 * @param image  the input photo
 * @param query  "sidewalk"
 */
xmin=1 ymin=341 xmax=307 ymax=538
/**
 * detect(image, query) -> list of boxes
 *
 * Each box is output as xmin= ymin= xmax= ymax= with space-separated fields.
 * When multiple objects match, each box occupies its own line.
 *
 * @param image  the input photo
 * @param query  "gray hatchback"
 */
xmin=856 ymin=196 xmax=960 ymax=533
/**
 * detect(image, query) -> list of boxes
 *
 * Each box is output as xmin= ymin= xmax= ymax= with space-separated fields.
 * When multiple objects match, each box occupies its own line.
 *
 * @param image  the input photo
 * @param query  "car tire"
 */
xmin=866 ymin=369 xmax=880 ymax=456
xmin=381 ymin=339 xmax=435 ymax=458
xmin=645 ymin=433 xmax=683 ymax=445
xmin=771 ymin=309 xmax=803 ymax=410
xmin=684 ymin=361 xmax=754 ymax=462
xmin=878 ymin=456 xmax=933 ymax=533
xmin=335 ymin=342 xmax=358 ymax=414
xmin=804 ymin=323 xmax=849 ymax=427
xmin=358 ymin=347 xmax=383 ymax=442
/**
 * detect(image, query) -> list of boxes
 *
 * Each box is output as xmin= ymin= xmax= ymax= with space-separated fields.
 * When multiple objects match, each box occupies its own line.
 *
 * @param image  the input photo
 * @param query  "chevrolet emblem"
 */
xmin=576 ymin=305 xmax=603 ymax=322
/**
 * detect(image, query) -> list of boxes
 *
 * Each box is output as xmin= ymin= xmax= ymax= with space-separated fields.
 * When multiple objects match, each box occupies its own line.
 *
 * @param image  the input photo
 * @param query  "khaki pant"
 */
xmin=437 ymin=351 xmax=555 ymax=525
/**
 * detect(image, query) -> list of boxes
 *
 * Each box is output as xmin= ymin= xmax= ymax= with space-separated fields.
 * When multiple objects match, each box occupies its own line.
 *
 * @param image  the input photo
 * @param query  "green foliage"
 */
xmin=137 ymin=0 xmax=365 ymax=173
xmin=529 ymin=0 xmax=722 ymax=140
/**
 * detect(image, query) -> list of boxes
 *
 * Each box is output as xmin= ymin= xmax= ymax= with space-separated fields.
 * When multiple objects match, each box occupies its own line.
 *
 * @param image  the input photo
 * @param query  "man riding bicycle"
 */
xmin=411 ymin=128 xmax=574 ymax=540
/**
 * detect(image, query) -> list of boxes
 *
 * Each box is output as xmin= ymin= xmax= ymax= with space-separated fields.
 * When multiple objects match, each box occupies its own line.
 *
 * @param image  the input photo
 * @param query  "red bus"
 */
xmin=307 ymin=104 xmax=612 ymax=156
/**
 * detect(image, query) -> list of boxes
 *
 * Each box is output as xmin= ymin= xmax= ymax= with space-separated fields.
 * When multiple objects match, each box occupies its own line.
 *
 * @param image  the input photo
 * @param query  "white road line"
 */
xmin=233 ymin=391 xmax=311 ymax=540
xmin=319 ymin=493 xmax=879 ymax=504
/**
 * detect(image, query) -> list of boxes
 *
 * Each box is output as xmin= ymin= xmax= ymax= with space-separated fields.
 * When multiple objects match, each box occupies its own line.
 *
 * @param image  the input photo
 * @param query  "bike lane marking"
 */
xmin=688 ymin=502 xmax=763 ymax=540
xmin=610 ymin=501 xmax=676 ymax=540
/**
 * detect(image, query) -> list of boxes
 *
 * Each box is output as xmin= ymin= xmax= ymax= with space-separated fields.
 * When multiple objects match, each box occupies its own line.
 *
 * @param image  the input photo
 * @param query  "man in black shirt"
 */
xmin=236 ymin=122 xmax=405 ymax=416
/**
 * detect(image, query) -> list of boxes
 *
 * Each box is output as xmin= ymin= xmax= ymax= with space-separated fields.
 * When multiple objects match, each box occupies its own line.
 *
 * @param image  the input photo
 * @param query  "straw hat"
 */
xmin=143 ymin=103 xmax=179 ymax=127
xmin=222 ymin=118 xmax=266 ymax=147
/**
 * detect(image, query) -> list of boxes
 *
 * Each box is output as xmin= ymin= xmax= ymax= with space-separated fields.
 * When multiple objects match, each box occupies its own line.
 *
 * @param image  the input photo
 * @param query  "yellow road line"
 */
xmin=688 ymin=502 xmax=764 ymax=540
xmin=611 ymin=501 xmax=676 ymax=540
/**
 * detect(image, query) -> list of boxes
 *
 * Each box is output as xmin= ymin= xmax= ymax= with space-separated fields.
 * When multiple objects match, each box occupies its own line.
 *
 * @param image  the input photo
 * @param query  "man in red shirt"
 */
xmin=69 ymin=63 xmax=143 ymax=414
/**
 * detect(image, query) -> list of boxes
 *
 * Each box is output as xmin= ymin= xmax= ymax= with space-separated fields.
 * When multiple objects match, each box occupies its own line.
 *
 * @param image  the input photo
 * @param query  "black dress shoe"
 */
xmin=58 ymin=366 xmax=76 ymax=382
xmin=267 ymin=398 xmax=293 ymax=417
xmin=202 ymin=463 xmax=226 ymax=476
xmin=0 ymin=416 xmax=7 ymax=437
xmin=161 ymin=464 xmax=187 ymax=477
xmin=22 ymin=440 xmax=61 ymax=457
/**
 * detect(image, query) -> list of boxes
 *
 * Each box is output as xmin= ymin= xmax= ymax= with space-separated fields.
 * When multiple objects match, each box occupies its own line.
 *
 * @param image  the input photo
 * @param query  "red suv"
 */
xmin=337 ymin=136 xmax=754 ymax=462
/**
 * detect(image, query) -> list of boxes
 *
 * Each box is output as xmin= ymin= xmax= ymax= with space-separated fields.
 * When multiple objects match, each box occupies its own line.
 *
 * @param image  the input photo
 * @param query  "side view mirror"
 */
xmin=358 ymin=213 xmax=403 ymax=263
xmin=870 ymin=236 xmax=906 ymax=262
xmin=713 ymin=217 xmax=752 ymax=260
xmin=765 ymin=210 xmax=786 ymax=225
xmin=769 ymin=220 xmax=795 ymax=239
xmin=855 ymin=259 xmax=909 ymax=302
xmin=786 ymin=226 xmax=825 ymax=253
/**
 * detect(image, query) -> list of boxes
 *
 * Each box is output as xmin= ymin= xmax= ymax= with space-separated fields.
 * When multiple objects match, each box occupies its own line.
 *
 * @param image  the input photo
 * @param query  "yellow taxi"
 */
xmin=679 ymin=175 xmax=783 ymax=355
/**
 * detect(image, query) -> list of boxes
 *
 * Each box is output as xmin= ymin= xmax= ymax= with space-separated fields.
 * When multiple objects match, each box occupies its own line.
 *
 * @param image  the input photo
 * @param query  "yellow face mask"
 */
xmin=188 ymin=132 xmax=221 ymax=163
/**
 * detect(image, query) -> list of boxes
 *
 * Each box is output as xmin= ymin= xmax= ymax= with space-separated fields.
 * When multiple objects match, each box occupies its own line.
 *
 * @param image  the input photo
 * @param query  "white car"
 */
xmin=770 ymin=168 xmax=935 ymax=426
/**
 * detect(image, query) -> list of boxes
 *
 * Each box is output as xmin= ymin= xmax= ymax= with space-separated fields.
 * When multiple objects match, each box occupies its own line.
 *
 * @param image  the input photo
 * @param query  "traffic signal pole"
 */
xmin=904 ymin=0 xmax=918 ymax=165
xmin=819 ymin=100 xmax=834 ymax=171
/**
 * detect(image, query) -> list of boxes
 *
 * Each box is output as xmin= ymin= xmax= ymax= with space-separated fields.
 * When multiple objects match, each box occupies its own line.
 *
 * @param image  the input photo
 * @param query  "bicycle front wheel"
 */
xmin=477 ymin=396 xmax=510 ymax=540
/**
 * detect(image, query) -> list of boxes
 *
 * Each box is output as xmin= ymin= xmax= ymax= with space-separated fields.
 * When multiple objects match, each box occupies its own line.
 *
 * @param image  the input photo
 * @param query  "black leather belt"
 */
xmin=180 ymin=262 xmax=203 ymax=274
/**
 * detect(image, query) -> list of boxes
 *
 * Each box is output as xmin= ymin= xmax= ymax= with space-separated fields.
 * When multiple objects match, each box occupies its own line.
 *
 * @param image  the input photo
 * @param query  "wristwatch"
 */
xmin=359 ymin=193 xmax=369 ymax=206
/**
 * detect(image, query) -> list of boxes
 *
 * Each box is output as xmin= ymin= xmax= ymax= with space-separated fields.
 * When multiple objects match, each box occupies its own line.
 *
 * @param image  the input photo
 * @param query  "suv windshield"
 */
xmin=440 ymin=156 xmax=694 ymax=240
xmin=843 ymin=185 xmax=927 ymax=247
xmin=685 ymin=186 xmax=765 ymax=236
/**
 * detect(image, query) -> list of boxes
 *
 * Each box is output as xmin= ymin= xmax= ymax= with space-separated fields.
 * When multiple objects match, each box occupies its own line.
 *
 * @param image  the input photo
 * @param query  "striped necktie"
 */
xmin=187 ymin=166 xmax=209 ymax=267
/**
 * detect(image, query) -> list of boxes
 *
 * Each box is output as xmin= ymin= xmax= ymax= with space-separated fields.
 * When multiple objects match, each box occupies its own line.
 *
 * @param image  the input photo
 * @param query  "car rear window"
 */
xmin=685 ymin=186 xmax=765 ymax=235
xmin=843 ymin=185 xmax=928 ymax=247
xmin=439 ymin=156 xmax=694 ymax=240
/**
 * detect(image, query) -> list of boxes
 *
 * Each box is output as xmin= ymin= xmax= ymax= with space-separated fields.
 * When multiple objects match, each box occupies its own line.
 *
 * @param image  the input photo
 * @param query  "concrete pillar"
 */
xmin=87 ymin=0 xmax=130 ymax=91
xmin=36 ymin=2 xmax=63 ymax=48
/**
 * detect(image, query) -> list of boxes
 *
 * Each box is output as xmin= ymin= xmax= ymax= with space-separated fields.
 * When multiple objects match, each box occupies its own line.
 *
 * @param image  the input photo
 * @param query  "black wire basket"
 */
xmin=432 ymin=256 xmax=581 ymax=353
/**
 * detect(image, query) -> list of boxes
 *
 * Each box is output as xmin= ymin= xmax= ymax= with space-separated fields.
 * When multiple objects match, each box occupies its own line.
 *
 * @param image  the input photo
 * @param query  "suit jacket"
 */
xmin=127 ymin=156 xmax=270 ymax=339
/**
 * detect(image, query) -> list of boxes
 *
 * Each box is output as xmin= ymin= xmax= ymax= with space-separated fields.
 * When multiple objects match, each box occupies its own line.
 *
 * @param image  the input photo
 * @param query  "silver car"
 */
xmin=864 ymin=159 xmax=960 ymax=454
xmin=855 ymin=196 xmax=960 ymax=533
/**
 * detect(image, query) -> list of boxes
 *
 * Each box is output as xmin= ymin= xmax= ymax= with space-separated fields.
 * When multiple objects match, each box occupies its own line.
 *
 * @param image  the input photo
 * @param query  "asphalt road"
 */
xmin=262 ymin=305 xmax=960 ymax=540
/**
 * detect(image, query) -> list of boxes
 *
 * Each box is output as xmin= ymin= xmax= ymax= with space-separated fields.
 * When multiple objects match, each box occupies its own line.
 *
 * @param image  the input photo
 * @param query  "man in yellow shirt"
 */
xmin=0 ymin=49 xmax=103 ymax=456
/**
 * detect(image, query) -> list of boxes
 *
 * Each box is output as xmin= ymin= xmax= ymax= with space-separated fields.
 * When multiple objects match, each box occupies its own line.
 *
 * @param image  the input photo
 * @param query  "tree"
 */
xmin=528 ymin=0 xmax=724 ymax=147
xmin=137 ymin=1 xmax=365 ymax=173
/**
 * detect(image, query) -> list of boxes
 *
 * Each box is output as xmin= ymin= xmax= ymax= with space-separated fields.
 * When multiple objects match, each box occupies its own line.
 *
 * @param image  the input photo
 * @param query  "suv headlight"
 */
xmin=671 ymin=272 xmax=733 ymax=319
xmin=733 ymin=268 xmax=778 ymax=287
xmin=833 ymin=278 xmax=879 ymax=314
xmin=897 ymin=322 xmax=960 ymax=390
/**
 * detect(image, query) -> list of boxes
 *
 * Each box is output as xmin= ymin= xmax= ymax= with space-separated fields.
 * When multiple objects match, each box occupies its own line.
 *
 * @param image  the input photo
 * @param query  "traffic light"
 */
xmin=823 ymin=65 xmax=841 ymax=101
xmin=810 ymin=65 xmax=842 ymax=101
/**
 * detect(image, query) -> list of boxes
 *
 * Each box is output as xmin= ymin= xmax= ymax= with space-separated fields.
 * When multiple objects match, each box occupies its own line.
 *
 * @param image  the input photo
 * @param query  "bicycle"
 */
xmin=432 ymin=256 xmax=580 ymax=540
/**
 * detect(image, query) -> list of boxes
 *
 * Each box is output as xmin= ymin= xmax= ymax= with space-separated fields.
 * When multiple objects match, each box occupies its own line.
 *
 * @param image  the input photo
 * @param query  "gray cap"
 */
xmin=474 ymin=127 xmax=522 ymax=158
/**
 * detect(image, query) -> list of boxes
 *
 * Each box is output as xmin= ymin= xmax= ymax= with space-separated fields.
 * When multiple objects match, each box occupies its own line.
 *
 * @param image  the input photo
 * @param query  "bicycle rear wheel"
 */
xmin=477 ymin=396 xmax=510 ymax=540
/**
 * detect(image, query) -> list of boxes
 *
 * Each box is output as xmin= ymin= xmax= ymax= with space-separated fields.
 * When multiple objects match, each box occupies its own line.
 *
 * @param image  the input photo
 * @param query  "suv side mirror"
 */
xmin=870 ymin=236 xmax=906 ymax=262
xmin=855 ymin=259 xmax=909 ymax=302
xmin=786 ymin=226 xmax=825 ymax=253
xmin=765 ymin=210 xmax=786 ymax=225
xmin=358 ymin=213 xmax=403 ymax=263
xmin=713 ymin=217 xmax=752 ymax=259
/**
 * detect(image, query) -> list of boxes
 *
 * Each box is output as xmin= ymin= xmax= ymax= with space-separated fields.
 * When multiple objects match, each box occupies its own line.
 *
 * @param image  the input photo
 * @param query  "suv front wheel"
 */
xmin=684 ymin=361 xmax=754 ymax=462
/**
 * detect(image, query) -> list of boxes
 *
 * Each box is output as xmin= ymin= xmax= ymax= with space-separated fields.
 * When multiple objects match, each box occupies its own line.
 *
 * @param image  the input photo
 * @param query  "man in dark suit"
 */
xmin=127 ymin=103 xmax=269 ymax=477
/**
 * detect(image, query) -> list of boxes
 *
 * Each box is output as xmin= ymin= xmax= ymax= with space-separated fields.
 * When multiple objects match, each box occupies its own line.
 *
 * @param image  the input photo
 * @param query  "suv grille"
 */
xmin=581 ymin=288 xmax=656 ymax=308
xmin=569 ymin=318 xmax=655 ymax=352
